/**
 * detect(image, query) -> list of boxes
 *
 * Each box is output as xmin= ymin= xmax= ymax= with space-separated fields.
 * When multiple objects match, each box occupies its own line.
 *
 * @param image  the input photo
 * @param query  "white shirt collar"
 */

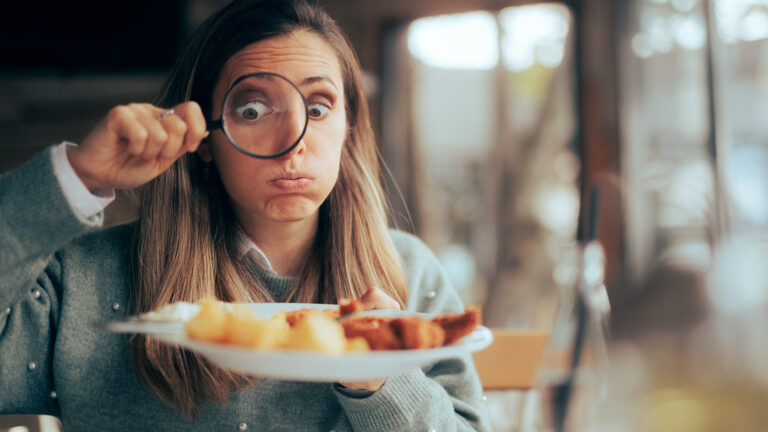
xmin=235 ymin=224 xmax=278 ymax=276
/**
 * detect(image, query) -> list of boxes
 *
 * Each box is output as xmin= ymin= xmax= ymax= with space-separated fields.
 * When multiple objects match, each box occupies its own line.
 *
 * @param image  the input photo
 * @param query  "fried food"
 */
xmin=223 ymin=305 xmax=263 ymax=346
xmin=340 ymin=307 xmax=481 ymax=351
xmin=185 ymin=297 xmax=228 ymax=343
xmin=185 ymin=300 xmax=364 ymax=354
xmin=432 ymin=306 xmax=482 ymax=345
xmin=338 ymin=297 xmax=364 ymax=316
xmin=392 ymin=317 xmax=446 ymax=349
xmin=183 ymin=298 xmax=481 ymax=353
xmin=285 ymin=308 xmax=339 ymax=327
xmin=341 ymin=316 xmax=399 ymax=350
xmin=283 ymin=310 xmax=347 ymax=354
xmin=224 ymin=306 xmax=290 ymax=349
xmin=345 ymin=336 xmax=371 ymax=352
xmin=340 ymin=316 xmax=392 ymax=338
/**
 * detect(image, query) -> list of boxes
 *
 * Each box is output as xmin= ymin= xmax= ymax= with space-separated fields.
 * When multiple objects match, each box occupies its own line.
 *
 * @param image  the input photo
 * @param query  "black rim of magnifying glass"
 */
xmin=206 ymin=72 xmax=310 ymax=159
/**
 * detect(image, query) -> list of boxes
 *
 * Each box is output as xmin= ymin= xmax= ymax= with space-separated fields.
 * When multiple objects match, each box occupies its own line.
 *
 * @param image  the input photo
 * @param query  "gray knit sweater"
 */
xmin=0 ymin=148 xmax=489 ymax=431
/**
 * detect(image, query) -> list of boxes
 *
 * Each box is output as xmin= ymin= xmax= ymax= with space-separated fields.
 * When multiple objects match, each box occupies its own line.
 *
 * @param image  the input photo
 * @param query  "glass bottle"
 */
xmin=532 ymin=240 xmax=610 ymax=432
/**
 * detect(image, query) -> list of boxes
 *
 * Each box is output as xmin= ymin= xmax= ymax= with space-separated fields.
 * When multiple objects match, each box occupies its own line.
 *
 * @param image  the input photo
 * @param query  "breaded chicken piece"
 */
xmin=341 ymin=316 xmax=400 ymax=350
xmin=358 ymin=325 xmax=402 ymax=350
xmin=432 ymin=306 xmax=482 ymax=344
xmin=338 ymin=297 xmax=364 ymax=316
xmin=340 ymin=316 xmax=391 ymax=337
xmin=391 ymin=317 xmax=446 ymax=349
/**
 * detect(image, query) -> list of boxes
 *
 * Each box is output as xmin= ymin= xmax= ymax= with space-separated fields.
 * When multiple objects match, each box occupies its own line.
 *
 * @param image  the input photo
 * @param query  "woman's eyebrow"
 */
xmin=299 ymin=75 xmax=338 ymax=91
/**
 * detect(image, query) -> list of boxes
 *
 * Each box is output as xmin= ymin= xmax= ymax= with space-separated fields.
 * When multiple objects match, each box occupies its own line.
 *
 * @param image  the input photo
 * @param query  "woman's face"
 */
xmin=203 ymin=30 xmax=347 ymax=226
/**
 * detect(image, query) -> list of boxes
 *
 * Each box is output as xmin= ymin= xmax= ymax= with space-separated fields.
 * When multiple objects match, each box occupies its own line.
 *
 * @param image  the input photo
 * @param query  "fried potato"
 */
xmin=185 ymin=297 xmax=228 ymax=343
xmin=223 ymin=305 xmax=262 ymax=346
xmin=283 ymin=311 xmax=347 ymax=354
xmin=345 ymin=336 xmax=371 ymax=352
xmin=223 ymin=306 xmax=290 ymax=349
xmin=252 ymin=314 xmax=291 ymax=349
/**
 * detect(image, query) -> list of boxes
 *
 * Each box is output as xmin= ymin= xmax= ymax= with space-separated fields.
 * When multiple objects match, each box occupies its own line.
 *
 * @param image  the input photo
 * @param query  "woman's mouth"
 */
xmin=269 ymin=176 xmax=313 ymax=192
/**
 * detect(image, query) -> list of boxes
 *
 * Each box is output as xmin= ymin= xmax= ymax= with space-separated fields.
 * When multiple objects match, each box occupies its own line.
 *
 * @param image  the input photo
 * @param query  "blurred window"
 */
xmin=621 ymin=0 xmax=768 ymax=278
xmin=621 ymin=0 xmax=714 ymax=276
xmin=381 ymin=4 xmax=579 ymax=329
xmin=711 ymin=0 xmax=768 ymax=231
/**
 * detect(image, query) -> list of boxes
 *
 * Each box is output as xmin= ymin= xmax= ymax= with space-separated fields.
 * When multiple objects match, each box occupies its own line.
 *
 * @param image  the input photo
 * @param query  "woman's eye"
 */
xmin=307 ymin=103 xmax=330 ymax=119
xmin=234 ymin=101 xmax=269 ymax=121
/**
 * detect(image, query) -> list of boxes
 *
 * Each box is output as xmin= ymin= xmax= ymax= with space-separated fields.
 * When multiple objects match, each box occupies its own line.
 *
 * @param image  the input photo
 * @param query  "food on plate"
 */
xmin=344 ymin=336 xmax=371 ymax=352
xmin=180 ymin=298 xmax=481 ymax=354
xmin=184 ymin=298 xmax=366 ymax=354
xmin=338 ymin=297 xmax=364 ymax=316
xmin=432 ymin=306 xmax=482 ymax=344
xmin=283 ymin=310 xmax=347 ymax=354
xmin=185 ymin=297 xmax=228 ymax=342
xmin=340 ymin=307 xmax=480 ymax=350
xmin=225 ymin=308 xmax=290 ymax=349
xmin=391 ymin=317 xmax=446 ymax=349
xmin=341 ymin=316 xmax=400 ymax=350
xmin=284 ymin=308 xmax=339 ymax=327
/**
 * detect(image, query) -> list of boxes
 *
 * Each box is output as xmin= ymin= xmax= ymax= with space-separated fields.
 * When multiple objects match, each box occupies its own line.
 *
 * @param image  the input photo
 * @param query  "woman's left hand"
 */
xmin=337 ymin=287 xmax=401 ymax=392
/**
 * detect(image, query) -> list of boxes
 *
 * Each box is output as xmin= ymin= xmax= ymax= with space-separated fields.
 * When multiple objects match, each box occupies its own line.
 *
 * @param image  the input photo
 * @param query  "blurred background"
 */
xmin=3 ymin=0 xmax=768 ymax=430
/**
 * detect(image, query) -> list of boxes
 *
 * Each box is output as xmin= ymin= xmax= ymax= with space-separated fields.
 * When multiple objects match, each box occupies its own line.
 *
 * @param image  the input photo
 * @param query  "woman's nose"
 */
xmin=278 ymin=103 xmax=308 ymax=158
xmin=283 ymin=134 xmax=306 ymax=159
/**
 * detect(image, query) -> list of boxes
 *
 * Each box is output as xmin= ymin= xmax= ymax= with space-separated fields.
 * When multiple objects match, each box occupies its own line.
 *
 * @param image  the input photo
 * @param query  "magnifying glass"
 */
xmin=207 ymin=72 xmax=309 ymax=159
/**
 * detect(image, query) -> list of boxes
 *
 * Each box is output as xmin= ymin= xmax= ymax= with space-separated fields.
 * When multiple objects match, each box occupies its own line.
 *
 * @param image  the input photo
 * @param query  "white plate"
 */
xmin=150 ymin=303 xmax=493 ymax=382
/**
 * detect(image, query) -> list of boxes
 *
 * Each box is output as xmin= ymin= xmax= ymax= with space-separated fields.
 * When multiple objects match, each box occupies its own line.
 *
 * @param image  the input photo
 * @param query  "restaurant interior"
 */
xmin=2 ymin=0 xmax=768 ymax=430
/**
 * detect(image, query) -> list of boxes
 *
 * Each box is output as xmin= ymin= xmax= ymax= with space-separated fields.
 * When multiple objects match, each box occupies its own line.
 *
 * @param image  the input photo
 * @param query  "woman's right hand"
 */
xmin=68 ymin=102 xmax=208 ymax=191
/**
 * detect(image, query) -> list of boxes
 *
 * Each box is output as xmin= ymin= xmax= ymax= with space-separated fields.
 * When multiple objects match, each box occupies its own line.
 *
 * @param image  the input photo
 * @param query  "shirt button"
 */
xmin=28 ymin=362 xmax=37 ymax=371
xmin=3 ymin=307 xmax=9 ymax=315
xmin=50 ymin=390 xmax=57 ymax=399
xmin=482 ymin=394 xmax=488 ymax=401
xmin=32 ymin=289 xmax=42 ymax=299
xmin=238 ymin=423 xmax=248 ymax=430
xmin=112 ymin=302 xmax=121 ymax=311
xmin=427 ymin=290 xmax=437 ymax=299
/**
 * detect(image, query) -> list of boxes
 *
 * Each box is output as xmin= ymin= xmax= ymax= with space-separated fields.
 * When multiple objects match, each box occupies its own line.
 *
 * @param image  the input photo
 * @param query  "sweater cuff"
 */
xmin=335 ymin=368 xmax=440 ymax=430
xmin=51 ymin=141 xmax=114 ymax=225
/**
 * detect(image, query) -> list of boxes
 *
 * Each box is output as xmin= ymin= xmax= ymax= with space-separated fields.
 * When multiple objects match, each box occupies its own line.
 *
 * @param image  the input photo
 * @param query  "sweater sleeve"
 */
xmin=333 ymin=231 xmax=490 ymax=431
xmin=0 ymin=148 xmax=99 ymax=415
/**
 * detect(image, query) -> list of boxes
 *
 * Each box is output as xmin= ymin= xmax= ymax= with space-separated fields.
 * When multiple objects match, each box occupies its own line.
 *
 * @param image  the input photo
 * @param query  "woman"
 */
xmin=0 ymin=0 xmax=489 ymax=430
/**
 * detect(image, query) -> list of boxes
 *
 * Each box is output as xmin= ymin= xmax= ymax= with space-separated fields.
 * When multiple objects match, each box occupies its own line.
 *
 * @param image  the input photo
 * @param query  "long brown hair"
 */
xmin=129 ymin=0 xmax=408 ymax=417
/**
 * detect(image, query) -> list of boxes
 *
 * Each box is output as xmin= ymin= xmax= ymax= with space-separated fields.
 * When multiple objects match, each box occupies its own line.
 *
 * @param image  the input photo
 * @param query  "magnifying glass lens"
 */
xmin=221 ymin=74 xmax=307 ymax=158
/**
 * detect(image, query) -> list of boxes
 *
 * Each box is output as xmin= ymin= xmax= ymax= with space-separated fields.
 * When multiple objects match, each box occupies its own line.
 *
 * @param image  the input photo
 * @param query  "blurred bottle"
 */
xmin=533 ymin=240 xmax=610 ymax=432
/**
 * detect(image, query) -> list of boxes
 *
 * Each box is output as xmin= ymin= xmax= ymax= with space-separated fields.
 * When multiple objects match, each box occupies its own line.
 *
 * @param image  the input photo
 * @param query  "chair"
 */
xmin=472 ymin=329 xmax=549 ymax=432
